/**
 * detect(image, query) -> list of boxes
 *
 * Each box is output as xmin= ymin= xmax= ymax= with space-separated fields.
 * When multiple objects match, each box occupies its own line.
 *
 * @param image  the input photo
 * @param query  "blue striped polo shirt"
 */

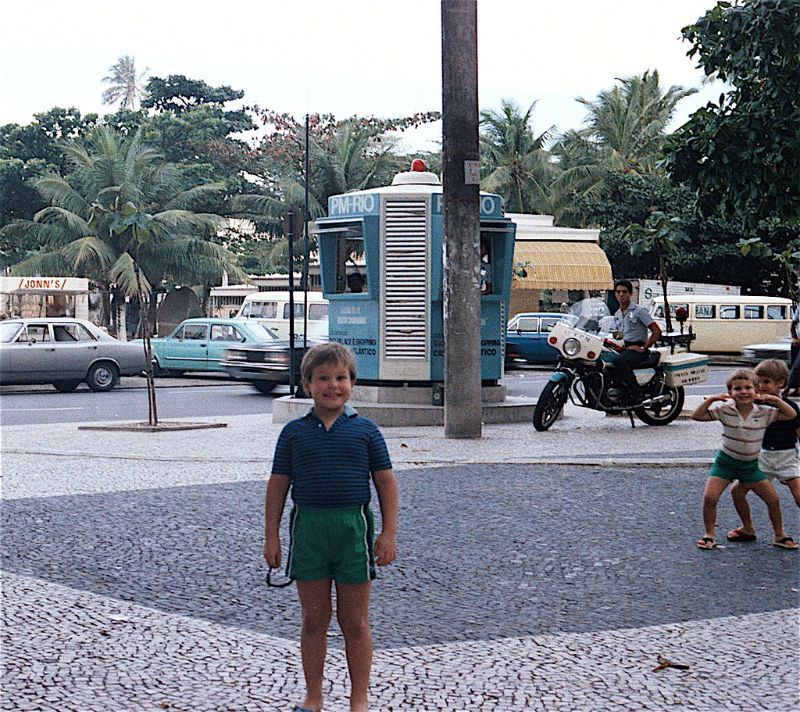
xmin=271 ymin=405 xmax=393 ymax=507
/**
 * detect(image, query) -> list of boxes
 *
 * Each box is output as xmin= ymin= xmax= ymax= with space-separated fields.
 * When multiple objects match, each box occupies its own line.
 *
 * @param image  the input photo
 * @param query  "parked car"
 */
xmin=0 ymin=317 xmax=146 ymax=391
xmin=505 ymin=312 xmax=564 ymax=366
xmin=223 ymin=337 xmax=326 ymax=394
xmin=145 ymin=318 xmax=279 ymax=375
xmin=741 ymin=337 xmax=791 ymax=365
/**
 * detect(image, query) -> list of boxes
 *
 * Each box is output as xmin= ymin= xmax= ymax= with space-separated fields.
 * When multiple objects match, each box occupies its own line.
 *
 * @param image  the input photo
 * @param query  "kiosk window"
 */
xmin=331 ymin=224 xmax=366 ymax=294
xmin=744 ymin=305 xmax=763 ymax=319
xmin=767 ymin=305 xmax=787 ymax=319
xmin=695 ymin=304 xmax=715 ymax=319
xmin=719 ymin=305 xmax=740 ymax=319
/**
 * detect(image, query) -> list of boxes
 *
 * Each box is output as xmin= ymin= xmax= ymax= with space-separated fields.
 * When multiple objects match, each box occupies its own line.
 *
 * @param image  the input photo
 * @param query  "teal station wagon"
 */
xmin=146 ymin=318 xmax=278 ymax=375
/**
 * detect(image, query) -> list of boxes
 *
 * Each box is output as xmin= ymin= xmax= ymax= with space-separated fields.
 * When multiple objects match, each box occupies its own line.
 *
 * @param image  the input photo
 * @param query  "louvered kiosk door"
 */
xmin=381 ymin=198 xmax=430 ymax=379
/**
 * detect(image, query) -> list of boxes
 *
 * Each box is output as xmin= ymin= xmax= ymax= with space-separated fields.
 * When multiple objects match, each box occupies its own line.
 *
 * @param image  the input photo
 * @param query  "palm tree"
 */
xmin=1 ymin=126 xmax=246 ymax=424
xmin=102 ymin=55 xmax=148 ymax=110
xmin=552 ymin=70 xmax=696 ymax=223
xmin=479 ymin=100 xmax=555 ymax=214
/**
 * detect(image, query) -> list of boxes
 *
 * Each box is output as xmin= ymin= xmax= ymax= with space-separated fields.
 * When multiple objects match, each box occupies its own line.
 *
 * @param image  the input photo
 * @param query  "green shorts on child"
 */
xmin=709 ymin=450 xmax=767 ymax=483
xmin=287 ymin=504 xmax=376 ymax=584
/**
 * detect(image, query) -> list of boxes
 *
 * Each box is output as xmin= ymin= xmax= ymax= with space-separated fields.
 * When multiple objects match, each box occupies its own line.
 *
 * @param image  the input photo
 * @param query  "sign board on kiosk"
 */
xmin=315 ymin=161 xmax=517 ymax=386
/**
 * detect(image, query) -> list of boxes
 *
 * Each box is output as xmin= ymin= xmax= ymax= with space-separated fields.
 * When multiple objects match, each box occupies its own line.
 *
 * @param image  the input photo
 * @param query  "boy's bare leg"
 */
xmin=297 ymin=579 xmax=333 ymax=712
xmin=730 ymin=482 xmax=756 ymax=536
xmin=787 ymin=478 xmax=800 ymax=508
xmin=335 ymin=581 xmax=372 ymax=712
xmin=749 ymin=480 xmax=790 ymax=541
xmin=700 ymin=477 xmax=730 ymax=546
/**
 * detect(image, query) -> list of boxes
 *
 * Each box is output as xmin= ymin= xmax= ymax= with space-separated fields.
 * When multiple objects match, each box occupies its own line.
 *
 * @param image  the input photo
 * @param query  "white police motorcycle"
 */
xmin=532 ymin=299 xmax=708 ymax=431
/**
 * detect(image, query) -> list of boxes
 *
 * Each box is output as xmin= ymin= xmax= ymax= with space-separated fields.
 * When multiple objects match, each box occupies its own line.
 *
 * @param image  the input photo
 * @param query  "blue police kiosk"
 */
xmin=316 ymin=162 xmax=516 ymax=392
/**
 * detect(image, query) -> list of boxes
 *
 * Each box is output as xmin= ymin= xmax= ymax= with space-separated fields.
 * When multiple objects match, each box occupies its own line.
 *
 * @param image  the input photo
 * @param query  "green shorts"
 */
xmin=709 ymin=450 xmax=766 ymax=483
xmin=287 ymin=504 xmax=375 ymax=584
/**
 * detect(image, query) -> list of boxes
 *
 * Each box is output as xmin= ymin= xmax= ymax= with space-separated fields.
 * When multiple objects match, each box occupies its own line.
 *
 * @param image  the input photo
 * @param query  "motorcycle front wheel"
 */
xmin=634 ymin=386 xmax=685 ymax=426
xmin=533 ymin=379 xmax=570 ymax=431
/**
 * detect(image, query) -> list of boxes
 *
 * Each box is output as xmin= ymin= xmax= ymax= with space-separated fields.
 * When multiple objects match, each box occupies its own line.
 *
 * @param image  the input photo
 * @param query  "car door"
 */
xmin=207 ymin=323 xmax=246 ymax=370
xmin=51 ymin=321 xmax=100 ymax=378
xmin=512 ymin=316 xmax=539 ymax=362
xmin=537 ymin=317 xmax=561 ymax=362
xmin=160 ymin=323 xmax=210 ymax=371
xmin=8 ymin=324 xmax=55 ymax=383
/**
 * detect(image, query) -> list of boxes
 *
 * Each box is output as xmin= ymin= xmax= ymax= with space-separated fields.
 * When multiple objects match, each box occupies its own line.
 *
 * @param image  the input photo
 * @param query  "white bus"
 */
xmin=650 ymin=294 xmax=792 ymax=354
xmin=235 ymin=291 xmax=329 ymax=340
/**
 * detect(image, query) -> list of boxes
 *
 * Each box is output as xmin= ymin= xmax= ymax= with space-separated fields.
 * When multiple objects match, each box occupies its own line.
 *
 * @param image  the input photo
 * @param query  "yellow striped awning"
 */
xmin=513 ymin=241 xmax=614 ymax=290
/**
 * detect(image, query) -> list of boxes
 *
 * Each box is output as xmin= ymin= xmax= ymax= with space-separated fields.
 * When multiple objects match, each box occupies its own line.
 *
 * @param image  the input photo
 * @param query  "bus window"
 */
xmin=766 ymin=305 xmax=787 ymax=319
xmin=252 ymin=301 xmax=278 ymax=319
xmin=308 ymin=303 xmax=329 ymax=321
xmin=695 ymin=304 xmax=715 ymax=319
xmin=744 ymin=305 xmax=764 ymax=319
xmin=720 ymin=305 xmax=740 ymax=319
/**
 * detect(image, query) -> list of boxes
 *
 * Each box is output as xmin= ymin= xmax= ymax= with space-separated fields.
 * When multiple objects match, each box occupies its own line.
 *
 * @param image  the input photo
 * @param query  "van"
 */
xmin=235 ymin=291 xmax=329 ymax=340
xmin=649 ymin=294 xmax=791 ymax=354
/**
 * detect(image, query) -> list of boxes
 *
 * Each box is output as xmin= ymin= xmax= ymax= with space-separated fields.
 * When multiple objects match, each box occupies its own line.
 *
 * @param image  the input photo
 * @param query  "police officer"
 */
xmin=613 ymin=280 xmax=662 ymax=401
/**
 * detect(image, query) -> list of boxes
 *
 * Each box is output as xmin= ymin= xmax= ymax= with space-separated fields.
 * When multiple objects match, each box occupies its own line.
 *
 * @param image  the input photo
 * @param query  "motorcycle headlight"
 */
xmin=562 ymin=337 xmax=581 ymax=357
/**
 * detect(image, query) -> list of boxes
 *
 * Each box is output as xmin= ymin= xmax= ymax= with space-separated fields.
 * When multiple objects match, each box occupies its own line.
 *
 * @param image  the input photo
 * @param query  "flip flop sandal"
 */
xmin=727 ymin=528 xmax=756 ymax=542
xmin=773 ymin=537 xmax=799 ymax=550
xmin=696 ymin=537 xmax=716 ymax=550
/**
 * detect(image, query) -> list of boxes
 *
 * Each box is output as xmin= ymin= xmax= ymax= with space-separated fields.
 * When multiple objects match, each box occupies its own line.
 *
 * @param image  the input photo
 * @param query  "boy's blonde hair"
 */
xmin=725 ymin=368 xmax=757 ymax=391
xmin=301 ymin=342 xmax=357 ymax=383
xmin=754 ymin=359 xmax=789 ymax=384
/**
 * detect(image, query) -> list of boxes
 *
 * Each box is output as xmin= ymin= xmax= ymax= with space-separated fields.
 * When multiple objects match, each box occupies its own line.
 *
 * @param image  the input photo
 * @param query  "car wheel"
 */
xmin=86 ymin=362 xmax=118 ymax=392
xmin=52 ymin=380 xmax=81 ymax=393
xmin=253 ymin=381 xmax=277 ymax=394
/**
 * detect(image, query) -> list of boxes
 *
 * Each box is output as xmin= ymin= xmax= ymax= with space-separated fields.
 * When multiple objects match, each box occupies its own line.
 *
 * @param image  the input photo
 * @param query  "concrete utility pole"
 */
xmin=441 ymin=0 xmax=482 ymax=438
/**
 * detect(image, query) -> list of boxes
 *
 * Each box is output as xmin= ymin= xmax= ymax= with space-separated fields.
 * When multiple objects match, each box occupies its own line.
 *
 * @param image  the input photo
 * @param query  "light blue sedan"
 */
xmin=147 ymin=318 xmax=278 ymax=375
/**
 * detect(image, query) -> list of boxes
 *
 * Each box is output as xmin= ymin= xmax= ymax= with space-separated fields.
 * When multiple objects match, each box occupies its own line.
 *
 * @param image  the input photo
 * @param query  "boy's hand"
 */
xmin=263 ymin=537 xmax=281 ymax=569
xmin=757 ymin=393 xmax=781 ymax=403
xmin=374 ymin=531 xmax=397 ymax=566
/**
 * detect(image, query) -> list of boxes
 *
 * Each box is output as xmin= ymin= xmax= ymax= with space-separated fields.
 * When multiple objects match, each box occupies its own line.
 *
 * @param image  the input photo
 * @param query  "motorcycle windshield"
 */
xmin=561 ymin=298 xmax=611 ymax=335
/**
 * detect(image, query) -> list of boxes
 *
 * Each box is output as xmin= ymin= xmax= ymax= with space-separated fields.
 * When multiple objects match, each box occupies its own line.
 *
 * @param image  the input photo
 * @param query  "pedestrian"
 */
xmin=691 ymin=368 xmax=798 ymax=550
xmin=788 ymin=303 xmax=800 ymax=396
xmin=726 ymin=360 xmax=800 ymax=546
xmin=263 ymin=342 xmax=399 ymax=712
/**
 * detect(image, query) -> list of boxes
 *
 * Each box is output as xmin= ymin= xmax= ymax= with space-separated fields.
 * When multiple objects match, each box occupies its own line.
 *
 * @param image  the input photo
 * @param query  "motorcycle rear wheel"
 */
xmin=634 ymin=386 xmax=685 ymax=426
xmin=533 ymin=379 xmax=570 ymax=431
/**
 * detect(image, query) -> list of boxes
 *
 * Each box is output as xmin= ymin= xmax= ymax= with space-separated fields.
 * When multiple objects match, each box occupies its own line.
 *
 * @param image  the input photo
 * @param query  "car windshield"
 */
xmin=560 ymin=298 xmax=611 ymax=334
xmin=0 ymin=322 xmax=23 ymax=343
xmin=248 ymin=323 xmax=279 ymax=340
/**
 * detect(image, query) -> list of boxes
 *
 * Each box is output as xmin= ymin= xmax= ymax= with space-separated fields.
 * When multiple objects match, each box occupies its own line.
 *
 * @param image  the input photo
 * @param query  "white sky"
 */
xmin=1 ymin=0 xmax=722 ymax=153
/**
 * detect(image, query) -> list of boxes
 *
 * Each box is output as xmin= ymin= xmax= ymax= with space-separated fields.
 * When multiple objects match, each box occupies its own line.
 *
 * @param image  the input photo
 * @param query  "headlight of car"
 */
xmin=264 ymin=351 xmax=291 ymax=365
xmin=226 ymin=351 xmax=246 ymax=361
xmin=562 ymin=337 xmax=581 ymax=357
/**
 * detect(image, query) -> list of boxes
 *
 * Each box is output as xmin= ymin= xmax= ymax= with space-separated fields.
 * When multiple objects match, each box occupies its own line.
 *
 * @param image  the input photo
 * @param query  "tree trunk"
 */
xmin=133 ymin=248 xmax=158 ymax=426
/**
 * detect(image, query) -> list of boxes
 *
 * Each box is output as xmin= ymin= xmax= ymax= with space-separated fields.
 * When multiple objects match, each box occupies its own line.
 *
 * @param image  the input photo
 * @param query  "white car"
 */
xmin=0 ymin=318 xmax=146 ymax=391
xmin=740 ymin=337 xmax=791 ymax=365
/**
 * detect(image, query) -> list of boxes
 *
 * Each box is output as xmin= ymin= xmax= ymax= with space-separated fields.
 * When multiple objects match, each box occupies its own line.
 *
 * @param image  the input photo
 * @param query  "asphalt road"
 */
xmin=0 ymin=367 xmax=732 ymax=426
xmin=2 ymin=463 xmax=797 ymax=650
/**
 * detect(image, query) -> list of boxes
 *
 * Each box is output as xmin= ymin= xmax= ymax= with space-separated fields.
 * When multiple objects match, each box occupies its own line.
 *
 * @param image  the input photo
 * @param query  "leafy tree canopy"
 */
xmin=665 ymin=0 xmax=800 ymax=227
xmin=142 ymin=75 xmax=245 ymax=113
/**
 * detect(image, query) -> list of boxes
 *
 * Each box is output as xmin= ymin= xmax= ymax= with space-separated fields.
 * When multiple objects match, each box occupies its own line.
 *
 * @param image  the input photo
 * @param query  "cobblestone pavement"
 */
xmin=2 ymin=413 xmax=799 ymax=710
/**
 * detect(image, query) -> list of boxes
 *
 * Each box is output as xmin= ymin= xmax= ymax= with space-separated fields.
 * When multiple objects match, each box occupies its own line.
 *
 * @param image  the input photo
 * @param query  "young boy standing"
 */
xmin=263 ymin=343 xmax=398 ymax=712
xmin=727 ymin=360 xmax=800 ymax=547
xmin=691 ymin=368 xmax=798 ymax=550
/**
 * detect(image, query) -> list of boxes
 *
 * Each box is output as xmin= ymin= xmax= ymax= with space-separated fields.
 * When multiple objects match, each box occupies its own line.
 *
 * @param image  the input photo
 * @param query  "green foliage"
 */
xmin=2 ymin=127 xmax=245 ymax=312
xmin=142 ymin=75 xmax=244 ymax=113
xmin=479 ymin=100 xmax=555 ymax=214
xmin=665 ymin=0 xmax=800 ymax=226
